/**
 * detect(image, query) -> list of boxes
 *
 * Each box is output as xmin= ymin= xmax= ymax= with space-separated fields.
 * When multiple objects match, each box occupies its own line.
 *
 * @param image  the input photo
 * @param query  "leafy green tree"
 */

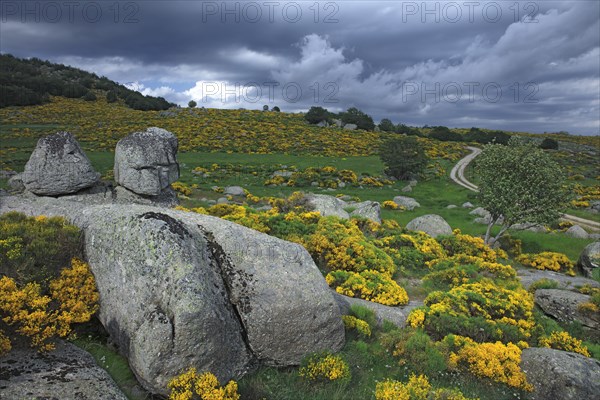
xmin=476 ymin=138 xmax=569 ymax=244
xmin=82 ymin=91 xmax=97 ymax=101
xmin=378 ymin=118 xmax=395 ymax=132
xmin=539 ymin=137 xmax=559 ymax=150
xmin=340 ymin=107 xmax=375 ymax=131
xmin=188 ymin=100 xmax=197 ymax=108
xmin=106 ymin=90 xmax=118 ymax=103
xmin=379 ymin=136 xmax=428 ymax=179
xmin=305 ymin=106 xmax=331 ymax=124
xmin=429 ymin=126 xmax=463 ymax=142
xmin=271 ymin=106 xmax=280 ymax=112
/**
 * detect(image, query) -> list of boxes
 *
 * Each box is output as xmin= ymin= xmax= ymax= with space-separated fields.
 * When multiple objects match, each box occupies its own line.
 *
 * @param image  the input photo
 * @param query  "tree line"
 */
xmin=0 ymin=54 xmax=174 ymax=111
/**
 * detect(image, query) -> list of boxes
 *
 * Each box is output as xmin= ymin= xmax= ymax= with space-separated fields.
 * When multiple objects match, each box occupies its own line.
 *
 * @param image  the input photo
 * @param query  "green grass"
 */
xmin=72 ymin=335 xmax=154 ymax=400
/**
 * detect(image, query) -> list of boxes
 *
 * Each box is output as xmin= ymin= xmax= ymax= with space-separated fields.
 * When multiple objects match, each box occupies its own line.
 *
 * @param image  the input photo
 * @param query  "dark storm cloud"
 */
xmin=1 ymin=0 xmax=598 ymax=134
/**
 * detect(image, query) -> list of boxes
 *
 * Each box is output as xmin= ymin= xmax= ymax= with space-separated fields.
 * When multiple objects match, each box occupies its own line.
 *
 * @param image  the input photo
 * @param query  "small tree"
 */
xmin=305 ymin=106 xmax=331 ymax=124
xmin=540 ymin=138 xmax=559 ymax=150
xmin=378 ymin=118 xmax=395 ymax=132
xmin=106 ymin=90 xmax=118 ymax=103
xmin=379 ymin=136 xmax=428 ymax=179
xmin=476 ymin=138 xmax=569 ymax=244
xmin=340 ymin=107 xmax=375 ymax=131
xmin=188 ymin=100 xmax=197 ymax=108
xmin=263 ymin=105 xmax=269 ymax=111
xmin=271 ymin=106 xmax=280 ymax=112
xmin=82 ymin=91 xmax=97 ymax=101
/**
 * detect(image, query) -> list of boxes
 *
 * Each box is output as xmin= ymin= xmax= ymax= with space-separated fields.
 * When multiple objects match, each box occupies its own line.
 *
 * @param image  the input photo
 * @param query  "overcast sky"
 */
xmin=1 ymin=1 xmax=599 ymax=135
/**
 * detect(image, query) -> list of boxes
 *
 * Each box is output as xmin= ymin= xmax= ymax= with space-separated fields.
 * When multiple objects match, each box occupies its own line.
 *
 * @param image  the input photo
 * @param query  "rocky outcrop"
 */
xmin=21 ymin=131 xmax=100 ymax=195
xmin=7 ymin=173 xmax=24 ymax=192
xmin=0 ymin=340 xmax=127 ymax=400
xmin=305 ymin=194 xmax=381 ymax=223
xmin=405 ymin=214 xmax=452 ymax=238
xmin=578 ymin=241 xmax=600 ymax=278
xmin=0 ymin=195 xmax=345 ymax=396
xmin=343 ymin=123 xmax=357 ymax=130
xmin=393 ymin=196 xmax=420 ymax=211
xmin=517 ymin=269 xmax=599 ymax=291
xmin=114 ymin=127 xmax=179 ymax=196
xmin=534 ymin=289 xmax=599 ymax=332
xmin=521 ymin=348 xmax=600 ymax=400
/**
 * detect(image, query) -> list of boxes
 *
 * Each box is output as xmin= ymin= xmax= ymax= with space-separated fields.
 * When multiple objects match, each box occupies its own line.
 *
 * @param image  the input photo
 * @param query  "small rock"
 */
xmin=349 ymin=201 xmax=381 ymax=224
xmin=462 ymin=202 xmax=474 ymax=208
xmin=447 ymin=204 xmax=458 ymax=209
xmin=406 ymin=214 xmax=452 ymax=238
xmin=393 ymin=196 xmax=420 ymax=211
xmin=469 ymin=207 xmax=490 ymax=218
xmin=8 ymin=173 xmax=25 ymax=193
xmin=565 ymin=225 xmax=589 ymax=239
xmin=224 ymin=186 xmax=246 ymax=196
xmin=343 ymin=123 xmax=357 ymax=130
xmin=217 ymin=197 xmax=229 ymax=204
xmin=401 ymin=185 xmax=412 ymax=193
xmin=409 ymin=180 xmax=418 ymax=187
xmin=535 ymin=289 xmax=599 ymax=332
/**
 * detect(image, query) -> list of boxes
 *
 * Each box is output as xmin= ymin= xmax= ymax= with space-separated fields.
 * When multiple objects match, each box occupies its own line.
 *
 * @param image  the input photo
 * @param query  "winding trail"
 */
xmin=450 ymin=146 xmax=600 ymax=232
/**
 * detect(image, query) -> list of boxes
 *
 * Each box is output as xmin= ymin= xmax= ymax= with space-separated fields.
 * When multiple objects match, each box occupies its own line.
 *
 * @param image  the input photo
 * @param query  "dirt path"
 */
xmin=450 ymin=147 xmax=600 ymax=232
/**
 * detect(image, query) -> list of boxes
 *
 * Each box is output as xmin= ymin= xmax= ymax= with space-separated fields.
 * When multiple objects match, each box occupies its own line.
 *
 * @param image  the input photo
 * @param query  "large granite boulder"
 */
xmin=0 ymin=340 xmax=127 ymax=400
xmin=0 ymin=195 xmax=345 ymax=396
xmin=21 ymin=131 xmax=100 ymax=195
xmin=114 ymin=127 xmax=179 ymax=196
xmin=521 ymin=348 xmax=600 ymax=400
xmin=405 ymin=214 xmax=452 ymax=238
xmin=578 ymin=241 xmax=600 ymax=278
xmin=534 ymin=289 xmax=599 ymax=332
xmin=393 ymin=196 xmax=420 ymax=211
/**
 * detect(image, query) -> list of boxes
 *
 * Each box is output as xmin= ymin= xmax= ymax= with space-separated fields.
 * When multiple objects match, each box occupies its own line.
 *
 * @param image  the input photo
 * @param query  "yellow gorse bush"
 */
xmin=342 ymin=315 xmax=372 ymax=337
xmin=517 ymin=251 xmax=575 ymax=276
xmin=0 ymin=258 xmax=99 ymax=353
xmin=167 ymin=368 xmax=240 ymax=400
xmin=538 ymin=331 xmax=590 ymax=357
xmin=447 ymin=335 xmax=532 ymax=391
xmin=299 ymin=352 xmax=350 ymax=382
xmin=375 ymin=374 xmax=473 ymax=400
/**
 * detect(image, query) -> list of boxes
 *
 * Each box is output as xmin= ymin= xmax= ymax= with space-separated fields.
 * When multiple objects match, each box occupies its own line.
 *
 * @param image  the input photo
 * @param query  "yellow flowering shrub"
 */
xmin=171 ymin=181 xmax=192 ymax=196
xmin=406 ymin=309 xmax=426 ymax=328
xmin=422 ymin=282 xmax=535 ymax=342
xmin=440 ymin=230 xmax=502 ymax=262
xmin=205 ymin=204 xmax=270 ymax=233
xmin=375 ymin=374 xmax=472 ymax=400
xmin=538 ymin=331 xmax=590 ymax=357
xmin=426 ymin=254 xmax=516 ymax=280
xmin=167 ymin=368 xmax=240 ymax=400
xmin=382 ymin=200 xmax=400 ymax=210
xmin=305 ymin=217 xmax=396 ymax=275
xmin=0 ymin=258 xmax=99 ymax=353
xmin=327 ymin=269 xmax=409 ymax=306
xmin=299 ymin=352 xmax=350 ymax=382
xmin=399 ymin=232 xmax=446 ymax=261
xmin=446 ymin=335 xmax=532 ymax=391
xmin=342 ymin=315 xmax=372 ymax=337
xmin=517 ymin=252 xmax=575 ymax=276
